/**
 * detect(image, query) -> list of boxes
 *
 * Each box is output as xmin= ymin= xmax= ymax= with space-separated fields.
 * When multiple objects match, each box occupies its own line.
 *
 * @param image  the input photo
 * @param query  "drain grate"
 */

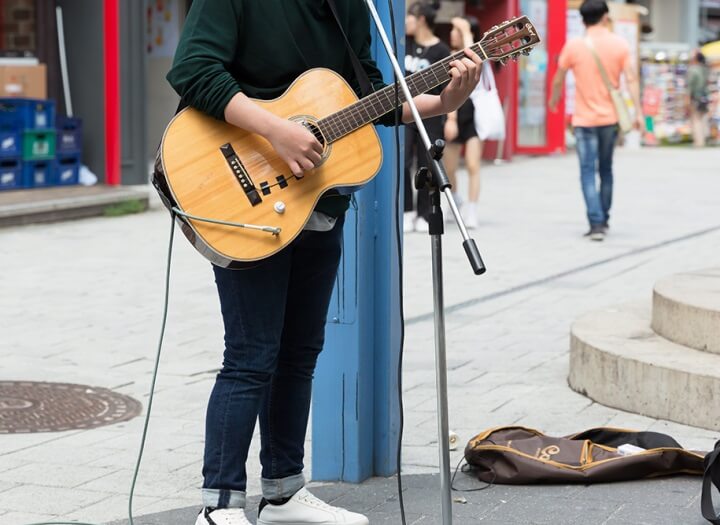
xmin=0 ymin=381 xmax=142 ymax=434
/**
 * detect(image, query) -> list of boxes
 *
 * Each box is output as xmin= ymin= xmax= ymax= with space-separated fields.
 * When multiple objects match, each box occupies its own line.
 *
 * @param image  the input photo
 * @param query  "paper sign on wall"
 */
xmin=146 ymin=0 xmax=180 ymax=58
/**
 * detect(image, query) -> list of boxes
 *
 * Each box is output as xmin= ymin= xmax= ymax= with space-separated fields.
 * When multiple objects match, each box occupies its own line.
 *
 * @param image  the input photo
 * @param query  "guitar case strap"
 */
xmin=326 ymin=0 xmax=374 ymax=97
xmin=702 ymin=440 xmax=720 ymax=524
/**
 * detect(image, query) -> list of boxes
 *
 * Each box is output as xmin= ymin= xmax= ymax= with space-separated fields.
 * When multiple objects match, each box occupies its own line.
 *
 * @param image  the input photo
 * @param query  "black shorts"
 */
xmin=452 ymin=98 xmax=478 ymax=144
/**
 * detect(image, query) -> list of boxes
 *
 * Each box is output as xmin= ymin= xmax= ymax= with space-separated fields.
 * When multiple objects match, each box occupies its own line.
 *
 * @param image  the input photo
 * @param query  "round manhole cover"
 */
xmin=0 ymin=381 xmax=142 ymax=434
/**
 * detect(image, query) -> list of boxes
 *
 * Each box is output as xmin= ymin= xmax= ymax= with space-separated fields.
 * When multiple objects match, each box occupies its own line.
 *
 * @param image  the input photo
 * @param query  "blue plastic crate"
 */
xmin=0 ymin=98 xmax=56 ymax=131
xmin=22 ymin=159 xmax=54 ymax=188
xmin=0 ymin=158 xmax=23 ymax=190
xmin=54 ymin=154 xmax=80 ymax=186
xmin=0 ymin=130 xmax=21 ymax=158
xmin=56 ymin=116 xmax=82 ymax=154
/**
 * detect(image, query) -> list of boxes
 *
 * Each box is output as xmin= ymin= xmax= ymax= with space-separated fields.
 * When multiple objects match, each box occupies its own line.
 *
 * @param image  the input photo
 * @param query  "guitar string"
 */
xmin=320 ymin=41 xmax=487 ymax=141
xmin=319 ymin=60 xmax=444 ymax=137
xmin=319 ymin=29 xmax=533 ymax=141
xmin=250 ymin=46 xmax=465 ymax=191
xmin=320 ymin=60 xmax=448 ymax=142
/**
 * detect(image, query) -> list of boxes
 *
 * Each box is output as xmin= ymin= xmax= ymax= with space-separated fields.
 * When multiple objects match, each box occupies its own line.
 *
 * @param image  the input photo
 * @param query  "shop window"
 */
xmin=0 ymin=0 xmax=37 ymax=55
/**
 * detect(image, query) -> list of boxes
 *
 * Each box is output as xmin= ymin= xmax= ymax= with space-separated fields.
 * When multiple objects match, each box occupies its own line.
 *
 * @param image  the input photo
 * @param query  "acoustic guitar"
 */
xmin=154 ymin=17 xmax=540 ymax=268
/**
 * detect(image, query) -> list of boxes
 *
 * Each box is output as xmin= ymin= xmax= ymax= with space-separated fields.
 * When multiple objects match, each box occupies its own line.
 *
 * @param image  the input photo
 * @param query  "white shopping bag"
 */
xmin=471 ymin=63 xmax=506 ymax=141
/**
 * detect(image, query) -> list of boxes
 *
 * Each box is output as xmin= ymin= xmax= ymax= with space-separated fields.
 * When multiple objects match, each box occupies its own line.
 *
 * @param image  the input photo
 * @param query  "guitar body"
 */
xmin=155 ymin=16 xmax=540 ymax=266
xmin=155 ymin=68 xmax=383 ymax=267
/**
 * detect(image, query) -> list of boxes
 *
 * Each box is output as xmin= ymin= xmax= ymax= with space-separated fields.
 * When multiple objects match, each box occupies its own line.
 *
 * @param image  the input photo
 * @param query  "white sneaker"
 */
xmin=256 ymin=487 xmax=369 ymax=525
xmin=462 ymin=202 xmax=478 ymax=229
xmin=451 ymin=191 xmax=463 ymax=210
xmin=414 ymin=217 xmax=429 ymax=233
xmin=403 ymin=212 xmax=415 ymax=233
xmin=195 ymin=507 xmax=252 ymax=525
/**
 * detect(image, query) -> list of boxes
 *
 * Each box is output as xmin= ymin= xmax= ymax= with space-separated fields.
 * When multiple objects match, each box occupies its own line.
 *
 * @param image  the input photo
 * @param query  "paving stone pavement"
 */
xmin=107 ymin=474 xmax=709 ymax=525
xmin=1 ymin=147 xmax=719 ymax=525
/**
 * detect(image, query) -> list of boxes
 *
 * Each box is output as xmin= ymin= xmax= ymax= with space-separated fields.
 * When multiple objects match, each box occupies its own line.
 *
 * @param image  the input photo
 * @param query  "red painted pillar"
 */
xmin=104 ymin=0 xmax=121 ymax=186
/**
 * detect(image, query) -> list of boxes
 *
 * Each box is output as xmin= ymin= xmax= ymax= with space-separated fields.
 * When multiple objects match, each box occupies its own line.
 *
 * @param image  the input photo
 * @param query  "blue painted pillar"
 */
xmin=312 ymin=0 xmax=404 ymax=482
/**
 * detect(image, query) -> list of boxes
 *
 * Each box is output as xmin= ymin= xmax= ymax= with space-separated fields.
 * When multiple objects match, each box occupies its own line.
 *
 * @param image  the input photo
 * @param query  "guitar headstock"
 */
xmin=477 ymin=16 xmax=541 ymax=64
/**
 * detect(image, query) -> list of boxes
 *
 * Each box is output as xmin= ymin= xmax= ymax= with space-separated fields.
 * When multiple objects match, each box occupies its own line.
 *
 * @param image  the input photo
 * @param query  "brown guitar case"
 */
xmin=464 ymin=426 xmax=705 ymax=485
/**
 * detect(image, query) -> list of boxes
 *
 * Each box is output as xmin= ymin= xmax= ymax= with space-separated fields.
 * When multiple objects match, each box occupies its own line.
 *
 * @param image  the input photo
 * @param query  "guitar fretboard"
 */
xmin=318 ymin=43 xmax=486 ymax=144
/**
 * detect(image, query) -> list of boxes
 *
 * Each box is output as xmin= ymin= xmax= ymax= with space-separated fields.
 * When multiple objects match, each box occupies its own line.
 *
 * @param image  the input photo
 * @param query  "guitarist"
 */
xmin=167 ymin=2 xmax=482 ymax=524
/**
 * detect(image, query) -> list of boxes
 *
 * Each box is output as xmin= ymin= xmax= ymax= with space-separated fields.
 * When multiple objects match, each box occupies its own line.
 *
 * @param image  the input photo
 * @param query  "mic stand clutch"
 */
xmin=362 ymin=2 xmax=486 ymax=524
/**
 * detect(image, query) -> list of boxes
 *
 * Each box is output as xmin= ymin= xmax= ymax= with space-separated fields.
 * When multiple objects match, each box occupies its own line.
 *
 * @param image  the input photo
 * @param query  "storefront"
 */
xmin=464 ymin=0 xmax=567 ymax=159
xmin=0 ymin=0 xmax=189 ymax=191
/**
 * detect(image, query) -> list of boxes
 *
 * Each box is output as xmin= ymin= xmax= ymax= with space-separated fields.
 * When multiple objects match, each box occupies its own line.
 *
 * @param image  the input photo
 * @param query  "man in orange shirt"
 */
xmin=549 ymin=0 xmax=643 ymax=241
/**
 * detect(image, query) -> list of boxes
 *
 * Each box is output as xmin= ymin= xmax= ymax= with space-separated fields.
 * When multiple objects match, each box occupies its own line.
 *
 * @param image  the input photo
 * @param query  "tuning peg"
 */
xmin=522 ymin=48 xmax=532 ymax=56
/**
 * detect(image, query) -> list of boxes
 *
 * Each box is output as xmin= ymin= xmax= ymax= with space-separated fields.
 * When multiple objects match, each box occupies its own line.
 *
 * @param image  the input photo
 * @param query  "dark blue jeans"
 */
xmin=202 ymin=216 xmax=344 ymax=509
xmin=574 ymin=125 xmax=618 ymax=227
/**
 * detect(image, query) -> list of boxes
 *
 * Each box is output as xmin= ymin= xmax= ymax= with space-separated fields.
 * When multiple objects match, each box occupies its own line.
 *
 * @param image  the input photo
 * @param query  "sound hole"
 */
xmin=289 ymin=115 xmax=332 ymax=165
xmin=303 ymin=121 xmax=326 ymax=147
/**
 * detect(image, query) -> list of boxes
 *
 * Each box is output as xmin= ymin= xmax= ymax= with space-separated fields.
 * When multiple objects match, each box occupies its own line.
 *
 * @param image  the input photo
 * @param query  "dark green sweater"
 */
xmin=167 ymin=0 xmax=400 ymax=217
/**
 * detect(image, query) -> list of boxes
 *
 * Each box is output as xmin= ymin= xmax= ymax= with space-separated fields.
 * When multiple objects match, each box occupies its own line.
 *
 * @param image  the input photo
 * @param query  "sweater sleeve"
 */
xmin=166 ymin=0 xmax=243 ymax=121
xmin=353 ymin=4 xmax=404 ymax=127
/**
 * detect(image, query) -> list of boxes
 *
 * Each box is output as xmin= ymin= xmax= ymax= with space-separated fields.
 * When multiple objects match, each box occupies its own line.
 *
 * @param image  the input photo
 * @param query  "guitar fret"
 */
xmin=358 ymin=101 xmax=374 ymax=122
xmin=319 ymin=38 xmax=493 ymax=144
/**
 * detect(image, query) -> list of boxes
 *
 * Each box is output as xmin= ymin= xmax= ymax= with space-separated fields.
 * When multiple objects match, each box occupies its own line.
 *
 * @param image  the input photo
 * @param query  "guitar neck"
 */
xmin=318 ymin=42 xmax=486 ymax=144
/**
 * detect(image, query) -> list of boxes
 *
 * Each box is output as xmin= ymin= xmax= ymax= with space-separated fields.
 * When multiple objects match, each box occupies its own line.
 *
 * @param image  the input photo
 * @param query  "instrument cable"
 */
xmin=23 ymin=210 xmax=177 ymax=525
xmin=385 ymin=2 xmax=409 ymax=524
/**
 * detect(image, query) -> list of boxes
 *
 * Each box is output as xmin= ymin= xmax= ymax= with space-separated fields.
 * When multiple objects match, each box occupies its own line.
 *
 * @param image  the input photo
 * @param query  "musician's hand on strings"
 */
xmin=440 ymin=48 xmax=483 ymax=114
xmin=267 ymin=118 xmax=323 ymax=178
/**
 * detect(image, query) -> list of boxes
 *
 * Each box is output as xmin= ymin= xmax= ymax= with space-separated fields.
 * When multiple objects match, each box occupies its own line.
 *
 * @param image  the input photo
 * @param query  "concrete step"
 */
xmin=0 ymin=185 xmax=149 ymax=227
xmin=652 ymin=268 xmax=720 ymax=355
xmin=569 ymin=303 xmax=720 ymax=431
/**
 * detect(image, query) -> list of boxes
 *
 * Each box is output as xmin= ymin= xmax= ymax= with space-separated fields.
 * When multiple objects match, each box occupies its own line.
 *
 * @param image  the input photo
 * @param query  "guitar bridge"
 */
xmin=220 ymin=143 xmax=261 ymax=206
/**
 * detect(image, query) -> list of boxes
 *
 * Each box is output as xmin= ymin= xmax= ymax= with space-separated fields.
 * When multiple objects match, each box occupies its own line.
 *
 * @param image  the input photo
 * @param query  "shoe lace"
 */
xmin=210 ymin=508 xmax=251 ymax=525
xmin=296 ymin=488 xmax=336 ymax=511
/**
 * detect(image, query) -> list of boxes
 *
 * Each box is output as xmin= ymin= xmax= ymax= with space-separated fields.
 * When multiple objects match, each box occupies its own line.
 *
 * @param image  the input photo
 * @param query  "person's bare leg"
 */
xmin=691 ymin=108 xmax=707 ymax=147
xmin=465 ymin=138 xmax=483 ymax=202
xmin=444 ymin=142 xmax=461 ymax=189
xmin=443 ymin=142 xmax=464 ymax=215
xmin=462 ymin=138 xmax=483 ymax=228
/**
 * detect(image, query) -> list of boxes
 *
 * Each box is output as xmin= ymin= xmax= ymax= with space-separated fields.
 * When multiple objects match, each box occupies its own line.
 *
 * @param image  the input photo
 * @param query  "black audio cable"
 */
xmin=386 ymin=1 xmax=408 ymax=523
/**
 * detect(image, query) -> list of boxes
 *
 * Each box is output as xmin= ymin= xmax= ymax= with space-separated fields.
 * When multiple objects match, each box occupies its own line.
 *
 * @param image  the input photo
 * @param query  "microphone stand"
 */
xmin=363 ymin=2 xmax=486 ymax=524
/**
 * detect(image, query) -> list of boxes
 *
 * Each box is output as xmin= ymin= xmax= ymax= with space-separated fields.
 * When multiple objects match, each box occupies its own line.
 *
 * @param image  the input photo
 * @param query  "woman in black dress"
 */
xmin=444 ymin=16 xmax=485 ymax=229
xmin=403 ymin=1 xmax=451 ymax=232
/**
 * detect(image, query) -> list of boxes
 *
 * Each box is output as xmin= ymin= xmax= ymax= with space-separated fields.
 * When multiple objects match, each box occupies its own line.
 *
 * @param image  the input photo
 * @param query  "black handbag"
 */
xmin=702 ymin=440 xmax=720 ymax=524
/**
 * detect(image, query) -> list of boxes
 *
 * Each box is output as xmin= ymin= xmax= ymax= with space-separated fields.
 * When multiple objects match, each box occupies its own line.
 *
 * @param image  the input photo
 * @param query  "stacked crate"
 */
xmin=55 ymin=115 xmax=83 ymax=186
xmin=0 ymin=99 xmax=24 ymax=190
xmin=0 ymin=98 xmax=82 ymax=191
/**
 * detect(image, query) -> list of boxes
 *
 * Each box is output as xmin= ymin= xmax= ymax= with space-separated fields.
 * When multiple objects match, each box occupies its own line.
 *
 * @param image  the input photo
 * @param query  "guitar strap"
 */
xmin=326 ymin=0 xmax=374 ymax=97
